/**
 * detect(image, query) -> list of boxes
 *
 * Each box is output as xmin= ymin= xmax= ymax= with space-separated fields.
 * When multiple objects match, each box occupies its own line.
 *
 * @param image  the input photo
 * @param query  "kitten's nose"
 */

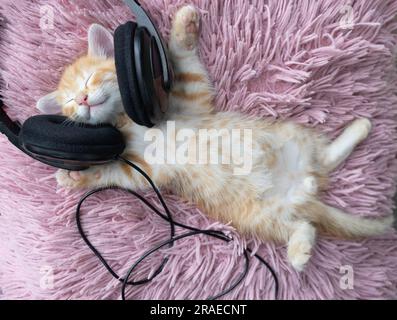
xmin=75 ymin=93 xmax=89 ymax=106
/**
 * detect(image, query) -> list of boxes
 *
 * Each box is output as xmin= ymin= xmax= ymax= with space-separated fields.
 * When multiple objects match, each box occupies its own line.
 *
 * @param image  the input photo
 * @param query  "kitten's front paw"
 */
xmin=171 ymin=5 xmax=201 ymax=51
xmin=56 ymin=169 xmax=81 ymax=189
xmin=56 ymin=169 xmax=101 ymax=189
xmin=287 ymin=241 xmax=312 ymax=272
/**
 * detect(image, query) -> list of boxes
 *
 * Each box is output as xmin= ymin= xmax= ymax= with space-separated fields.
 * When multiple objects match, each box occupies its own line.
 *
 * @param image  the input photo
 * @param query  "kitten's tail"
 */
xmin=300 ymin=200 xmax=394 ymax=238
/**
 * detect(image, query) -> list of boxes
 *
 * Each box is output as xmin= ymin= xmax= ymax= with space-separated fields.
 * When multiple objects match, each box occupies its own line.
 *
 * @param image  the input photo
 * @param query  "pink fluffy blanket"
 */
xmin=1 ymin=0 xmax=397 ymax=300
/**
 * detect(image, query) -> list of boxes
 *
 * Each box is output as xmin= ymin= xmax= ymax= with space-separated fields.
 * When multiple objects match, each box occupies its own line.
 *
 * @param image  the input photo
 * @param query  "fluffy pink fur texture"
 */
xmin=1 ymin=0 xmax=397 ymax=300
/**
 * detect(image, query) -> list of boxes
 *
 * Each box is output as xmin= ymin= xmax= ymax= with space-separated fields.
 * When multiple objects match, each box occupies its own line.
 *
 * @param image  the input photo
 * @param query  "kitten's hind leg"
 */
xmin=287 ymin=221 xmax=316 ymax=272
xmin=321 ymin=118 xmax=372 ymax=172
xmin=169 ymin=6 xmax=214 ymax=115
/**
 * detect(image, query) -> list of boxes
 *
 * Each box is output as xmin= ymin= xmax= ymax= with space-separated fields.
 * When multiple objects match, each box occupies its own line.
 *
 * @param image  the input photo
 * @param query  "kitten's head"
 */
xmin=37 ymin=24 xmax=123 ymax=125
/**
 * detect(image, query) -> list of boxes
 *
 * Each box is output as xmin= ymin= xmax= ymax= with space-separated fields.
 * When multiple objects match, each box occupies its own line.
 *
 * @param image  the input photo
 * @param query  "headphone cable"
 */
xmin=75 ymin=156 xmax=279 ymax=299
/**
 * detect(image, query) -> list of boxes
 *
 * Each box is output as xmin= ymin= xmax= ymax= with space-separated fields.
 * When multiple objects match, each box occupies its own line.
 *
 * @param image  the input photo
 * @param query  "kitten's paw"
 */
xmin=287 ymin=241 xmax=312 ymax=272
xmin=348 ymin=118 xmax=372 ymax=142
xmin=171 ymin=5 xmax=200 ymax=51
xmin=303 ymin=176 xmax=318 ymax=195
xmin=56 ymin=169 xmax=81 ymax=189
xmin=56 ymin=169 xmax=101 ymax=189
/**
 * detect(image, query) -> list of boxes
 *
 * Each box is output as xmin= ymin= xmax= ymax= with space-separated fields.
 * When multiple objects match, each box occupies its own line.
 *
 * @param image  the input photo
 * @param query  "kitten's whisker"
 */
xmin=61 ymin=113 xmax=80 ymax=127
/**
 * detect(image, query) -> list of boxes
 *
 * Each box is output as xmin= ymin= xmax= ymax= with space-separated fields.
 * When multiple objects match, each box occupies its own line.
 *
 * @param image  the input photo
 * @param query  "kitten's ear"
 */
xmin=36 ymin=91 xmax=62 ymax=114
xmin=88 ymin=24 xmax=114 ymax=58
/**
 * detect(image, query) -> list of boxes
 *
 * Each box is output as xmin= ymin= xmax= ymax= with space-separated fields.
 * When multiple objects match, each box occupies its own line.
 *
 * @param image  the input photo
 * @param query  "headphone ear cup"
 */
xmin=114 ymin=22 xmax=153 ymax=127
xmin=150 ymin=37 xmax=170 ymax=115
xmin=19 ymin=115 xmax=125 ymax=165
xmin=134 ymin=27 xmax=156 ymax=120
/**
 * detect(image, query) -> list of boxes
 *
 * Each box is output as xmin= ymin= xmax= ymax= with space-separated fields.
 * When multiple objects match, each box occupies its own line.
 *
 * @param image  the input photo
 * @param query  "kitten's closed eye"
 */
xmin=85 ymin=73 xmax=95 ymax=88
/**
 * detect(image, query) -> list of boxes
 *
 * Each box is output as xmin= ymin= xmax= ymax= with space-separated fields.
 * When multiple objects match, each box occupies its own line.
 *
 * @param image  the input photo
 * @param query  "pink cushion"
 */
xmin=0 ymin=0 xmax=396 ymax=299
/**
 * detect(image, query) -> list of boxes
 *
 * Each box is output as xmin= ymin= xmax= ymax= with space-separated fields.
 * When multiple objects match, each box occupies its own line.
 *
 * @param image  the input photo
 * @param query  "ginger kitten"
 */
xmin=37 ymin=6 xmax=393 ymax=271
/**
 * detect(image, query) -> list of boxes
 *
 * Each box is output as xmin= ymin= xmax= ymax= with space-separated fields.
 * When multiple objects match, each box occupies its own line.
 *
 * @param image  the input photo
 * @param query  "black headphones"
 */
xmin=0 ymin=0 xmax=173 ymax=171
